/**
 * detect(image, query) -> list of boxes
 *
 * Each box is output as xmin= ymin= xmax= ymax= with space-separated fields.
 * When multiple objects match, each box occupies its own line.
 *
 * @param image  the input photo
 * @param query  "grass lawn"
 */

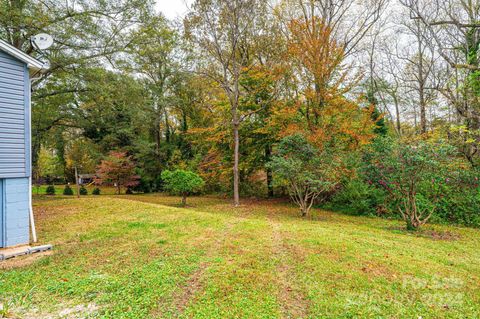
xmin=1 ymin=194 xmax=479 ymax=318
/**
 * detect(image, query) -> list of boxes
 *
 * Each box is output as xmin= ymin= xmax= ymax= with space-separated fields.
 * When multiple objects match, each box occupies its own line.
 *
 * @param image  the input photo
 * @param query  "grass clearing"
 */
xmin=1 ymin=194 xmax=479 ymax=318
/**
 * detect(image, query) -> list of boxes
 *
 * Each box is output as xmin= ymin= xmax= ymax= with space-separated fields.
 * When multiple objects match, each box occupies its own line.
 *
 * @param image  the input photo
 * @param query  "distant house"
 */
xmin=78 ymin=174 xmax=95 ymax=185
xmin=0 ymin=39 xmax=48 ymax=248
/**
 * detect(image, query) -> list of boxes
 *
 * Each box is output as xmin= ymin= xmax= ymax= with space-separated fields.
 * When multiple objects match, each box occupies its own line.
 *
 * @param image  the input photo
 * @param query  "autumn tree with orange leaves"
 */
xmin=95 ymin=151 xmax=140 ymax=195
xmin=278 ymin=16 xmax=375 ymax=151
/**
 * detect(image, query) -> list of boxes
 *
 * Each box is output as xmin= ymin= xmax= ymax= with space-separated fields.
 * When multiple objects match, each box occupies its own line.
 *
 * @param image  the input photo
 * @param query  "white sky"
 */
xmin=155 ymin=0 xmax=192 ymax=20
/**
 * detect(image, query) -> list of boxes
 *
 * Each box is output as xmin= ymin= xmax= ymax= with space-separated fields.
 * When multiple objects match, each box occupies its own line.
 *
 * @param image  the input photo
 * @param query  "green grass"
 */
xmin=1 ymin=194 xmax=479 ymax=318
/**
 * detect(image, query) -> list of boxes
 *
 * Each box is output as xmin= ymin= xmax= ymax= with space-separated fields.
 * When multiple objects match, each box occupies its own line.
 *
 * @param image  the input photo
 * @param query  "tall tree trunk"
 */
xmin=265 ymin=144 xmax=273 ymax=197
xmin=413 ymin=103 xmax=418 ymax=131
xmin=155 ymin=106 xmax=161 ymax=154
xmin=164 ymin=109 xmax=171 ymax=143
xmin=393 ymin=96 xmax=402 ymax=135
xmin=232 ymin=58 xmax=241 ymax=207
xmin=75 ymin=166 xmax=80 ymax=198
xmin=420 ymin=91 xmax=427 ymax=134
xmin=233 ymin=122 xmax=240 ymax=206
xmin=418 ymin=56 xmax=427 ymax=134
xmin=417 ymin=22 xmax=427 ymax=134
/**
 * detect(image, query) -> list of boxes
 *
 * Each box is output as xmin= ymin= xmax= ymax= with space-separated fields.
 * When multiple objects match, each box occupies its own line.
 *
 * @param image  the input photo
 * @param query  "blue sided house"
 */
xmin=0 ymin=39 xmax=48 ymax=248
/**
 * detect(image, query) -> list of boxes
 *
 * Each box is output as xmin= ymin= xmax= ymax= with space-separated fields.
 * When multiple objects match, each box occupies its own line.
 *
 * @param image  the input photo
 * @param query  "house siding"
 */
xmin=2 ymin=178 xmax=29 ymax=246
xmin=0 ymin=50 xmax=29 ymax=178
xmin=0 ymin=180 xmax=3 ymax=247
xmin=0 ymin=44 xmax=33 ymax=248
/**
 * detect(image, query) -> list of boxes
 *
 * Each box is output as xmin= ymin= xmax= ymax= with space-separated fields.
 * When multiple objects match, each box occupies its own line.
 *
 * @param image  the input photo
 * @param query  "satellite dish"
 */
xmin=31 ymin=33 xmax=54 ymax=50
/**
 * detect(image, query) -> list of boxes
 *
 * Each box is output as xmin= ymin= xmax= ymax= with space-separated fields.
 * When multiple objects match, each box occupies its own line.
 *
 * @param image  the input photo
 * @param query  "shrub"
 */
xmin=92 ymin=187 xmax=101 ymax=195
xmin=63 ymin=185 xmax=74 ymax=196
xmin=435 ymin=192 xmax=480 ymax=226
xmin=364 ymin=137 xmax=455 ymax=230
xmin=161 ymin=169 xmax=204 ymax=206
xmin=79 ymin=186 xmax=88 ymax=195
xmin=432 ymin=168 xmax=480 ymax=227
xmin=267 ymin=134 xmax=340 ymax=217
xmin=329 ymin=178 xmax=387 ymax=216
xmin=46 ymin=185 xmax=56 ymax=195
xmin=126 ymin=188 xmax=133 ymax=194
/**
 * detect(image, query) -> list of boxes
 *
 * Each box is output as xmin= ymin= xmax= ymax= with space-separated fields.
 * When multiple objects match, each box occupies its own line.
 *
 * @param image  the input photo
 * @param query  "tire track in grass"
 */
xmin=268 ymin=211 xmax=310 ymax=319
xmin=152 ymin=206 xmax=250 ymax=318
xmin=170 ymin=204 xmax=281 ymax=318
xmin=168 ymin=221 xmax=236 ymax=317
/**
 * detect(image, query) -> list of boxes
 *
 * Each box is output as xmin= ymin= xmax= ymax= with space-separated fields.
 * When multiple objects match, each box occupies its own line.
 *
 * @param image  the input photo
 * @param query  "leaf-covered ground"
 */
xmin=1 ymin=194 xmax=479 ymax=318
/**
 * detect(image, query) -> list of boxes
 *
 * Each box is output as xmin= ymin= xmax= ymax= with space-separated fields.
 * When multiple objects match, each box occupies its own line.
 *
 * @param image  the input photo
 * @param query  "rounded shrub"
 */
xmin=63 ymin=185 xmax=74 ymax=196
xmin=92 ymin=187 xmax=101 ymax=195
xmin=46 ymin=185 xmax=56 ymax=195
xmin=79 ymin=186 xmax=88 ymax=195
xmin=161 ymin=169 xmax=204 ymax=206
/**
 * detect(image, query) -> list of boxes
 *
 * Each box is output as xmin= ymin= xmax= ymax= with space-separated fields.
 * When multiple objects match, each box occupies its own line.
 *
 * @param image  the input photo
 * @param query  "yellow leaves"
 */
xmin=447 ymin=124 xmax=480 ymax=147
xmin=188 ymin=127 xmax=229 ymax=146
xmin=450 ymin=125 xmax=469 ymax=134
xmin=287 ymin=16 xmax=347 ymax=103
xmin=277 ymin=15 xmax=375 ymax=151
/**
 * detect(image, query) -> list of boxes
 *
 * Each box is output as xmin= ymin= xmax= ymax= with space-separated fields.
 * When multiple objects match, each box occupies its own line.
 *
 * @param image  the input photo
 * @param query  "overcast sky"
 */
xmin=155 ymin=0 xmax=192 ymax=19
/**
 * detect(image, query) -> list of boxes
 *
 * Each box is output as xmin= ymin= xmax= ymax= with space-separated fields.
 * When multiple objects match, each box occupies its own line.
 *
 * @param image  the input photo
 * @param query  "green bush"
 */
xmin=63 ymin=185 xmax=74 ymax=196
xmin=435 ymin=193 xmax=480 ymax=227
xmin=323 ymin=137 xmax=480 ymax=228
xmin=79 ymin=186 xmax=88 ymax=195
xmin=46 ymin=185 xmax=56 ymax=195
xmin=92 ymin=187 xmax=101 ymax=195
xmin=161 ymin=169 xmax=204 ymax=206
xmin=329 ymin=178 xmax=386 ymax=216
xmin=267 ymin=134 xmax=340 ymax=217
xmin=363 ymin=137 xmax=456 ymax=230
xmin=432 ymin=169 xmax=480 ymax=227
